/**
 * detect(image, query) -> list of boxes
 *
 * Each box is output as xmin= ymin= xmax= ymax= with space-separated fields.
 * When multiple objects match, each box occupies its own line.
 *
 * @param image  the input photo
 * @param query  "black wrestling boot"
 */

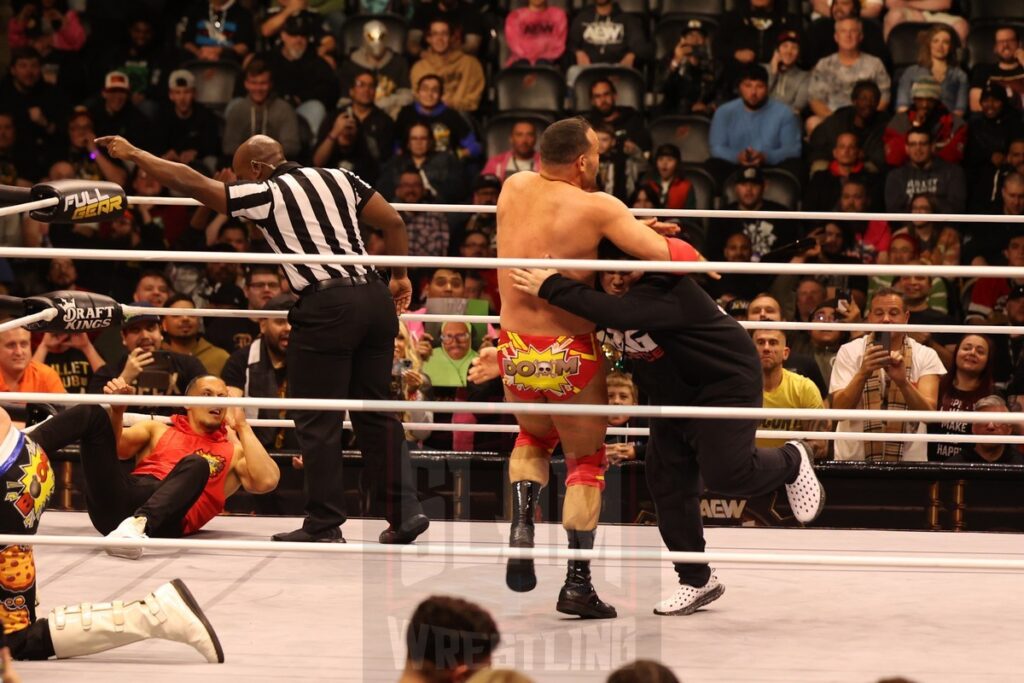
xmin=556 ymin=529 xmax=617 ymax=619
xmin=506 ymin=480 xmax=543 ymax=592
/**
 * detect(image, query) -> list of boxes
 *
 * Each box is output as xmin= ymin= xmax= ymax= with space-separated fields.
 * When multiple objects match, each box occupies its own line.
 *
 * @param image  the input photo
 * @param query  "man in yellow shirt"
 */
xmin=0 ymin=325 xmax=66 ymax=394
xmin=753 ymin=329 xmax=825 ymax=449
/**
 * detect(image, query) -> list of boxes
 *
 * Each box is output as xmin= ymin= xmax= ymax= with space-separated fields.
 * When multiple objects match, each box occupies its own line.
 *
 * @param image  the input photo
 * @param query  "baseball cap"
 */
xmin=283 ymin=14 xmax=313 ymax=36
xmin=724 ymin=299 xmax=750 ymax=318
xmin=168 ymin=69 xmax=195 ymax=89
xmin=122 ymin=302 xmax=160 ymax=329
xmin=655 ymin=143 xmax=681 ymax=161
xmin=910 ymin=77 xmax=941 ymax=101
xmin=777 ymin=30 xmax=800 ymax=46
xmin=104 ymin=71 xmax=130 ymax=91
xmin=1008 ymin=285 xmax=1024 ymax=301
xmin=209 ymin=283 xmax=246 ymax=308
xmin=684 ymin=18 xmax=707 ymax=36
xmin=981 ymin=83 xmax=1009 ymax=104
xmin=736 ymin=167 xmax=764 ymax=184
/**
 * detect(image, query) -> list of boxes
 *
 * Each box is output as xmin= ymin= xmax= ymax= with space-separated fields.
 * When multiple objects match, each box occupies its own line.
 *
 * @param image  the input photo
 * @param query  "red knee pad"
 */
xmin=565 ymin=446 xmax=607 ymax=491
xmin=515 ymin=427 xmax=560 ymax=453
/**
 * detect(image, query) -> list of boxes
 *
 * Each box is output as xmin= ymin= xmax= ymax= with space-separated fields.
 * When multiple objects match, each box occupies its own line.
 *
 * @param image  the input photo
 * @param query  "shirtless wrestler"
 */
xmin=496 ymin=116 xmax=702 ymax=618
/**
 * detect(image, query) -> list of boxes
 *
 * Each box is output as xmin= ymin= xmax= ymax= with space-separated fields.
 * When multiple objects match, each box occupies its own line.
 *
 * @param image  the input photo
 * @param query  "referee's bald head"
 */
xmin=233 ymin=135 xmax=286 ymax=181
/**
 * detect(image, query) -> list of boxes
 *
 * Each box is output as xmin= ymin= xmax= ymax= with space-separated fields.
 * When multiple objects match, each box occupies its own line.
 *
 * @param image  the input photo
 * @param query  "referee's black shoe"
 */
xmin=271 ymin=527 xmax=345 ymax=543
xmin=379 ymin=514 xmax=430 ymax=544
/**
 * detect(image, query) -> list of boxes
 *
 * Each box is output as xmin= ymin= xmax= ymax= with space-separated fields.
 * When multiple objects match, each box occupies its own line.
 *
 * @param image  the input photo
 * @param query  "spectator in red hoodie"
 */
xmin=642 ymin=144 xmax=694 ymax=210
xmin=883 ymin=77 xmax=967 ymax=167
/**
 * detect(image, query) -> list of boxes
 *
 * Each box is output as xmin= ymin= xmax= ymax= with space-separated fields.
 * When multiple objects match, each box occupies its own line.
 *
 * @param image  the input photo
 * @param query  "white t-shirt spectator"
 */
xmin=829 ymin=336 xmax=946 ymax=461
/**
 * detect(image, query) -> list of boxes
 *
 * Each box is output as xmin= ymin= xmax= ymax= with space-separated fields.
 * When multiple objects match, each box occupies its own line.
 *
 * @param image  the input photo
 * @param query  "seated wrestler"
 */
xmin=0 ymin=406 xmax=223 ymax=663
xmin=29 ymin=375 xmax=280 ymax=560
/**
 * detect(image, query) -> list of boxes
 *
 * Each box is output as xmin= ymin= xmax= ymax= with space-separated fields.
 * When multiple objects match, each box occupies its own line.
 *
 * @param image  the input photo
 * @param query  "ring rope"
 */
xmin=4 ymin=533 xmax=1023 ymax=570
xmin=111 ymin=414 xmax=1024 ymax=444
xmin=114 ymin=196 xmax=1024 ymax=224
xmin=123 ymin=305 xmax=1024 ymax=336
xmin=3 ymin=245 xmax=1024 ymax=280
xmin=0 ymin=309 xmax=56 ymax=334
xmin=11 ymin=391 xmax=1024 ymax=424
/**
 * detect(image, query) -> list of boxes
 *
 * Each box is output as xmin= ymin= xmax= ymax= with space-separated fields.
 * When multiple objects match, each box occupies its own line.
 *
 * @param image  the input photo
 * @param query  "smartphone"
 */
xmin=137 ymin=351 xmax=172 ymax=392
xmin=836 ymin=288 xmax=851 ymax=314
xmin=873 ymin=331 xmax=892 ymax=365
xmin=760 ymin=239 xmax=818 ymax=263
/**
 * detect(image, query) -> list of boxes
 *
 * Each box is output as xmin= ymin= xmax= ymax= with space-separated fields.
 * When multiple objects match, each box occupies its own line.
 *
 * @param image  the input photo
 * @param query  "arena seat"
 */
xmin=660 ymin=0 xmax=723 ymax=16
xmin=968 ymin=0 xmax=1024 ymax=21
xmin=650 ymin=115 xmax=711 ymax=164
xmin=495 ymin=66 xmax=565 ymax=112
xmin=654 ymin=16 xmax=720 ymax=62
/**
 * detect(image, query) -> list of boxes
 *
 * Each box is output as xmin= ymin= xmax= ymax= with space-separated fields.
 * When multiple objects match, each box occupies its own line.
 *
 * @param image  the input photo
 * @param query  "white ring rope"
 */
xmin=111 ymin=413 xmax=1024 ymax=445
xmin=10 ymin=391 xmax=1024 ymax=425
xmin=117 ymin=196 xmax=1024 ymax=224
xmin=122 ymin=305 xmax=1024 ymax=336
xmin=0 ymin=308 xmax=56 ymax=334
xmin=4 ymin=533 xmax=1023 ymax=571
xmin=3 ymin=244 xmax=1023 ymax=279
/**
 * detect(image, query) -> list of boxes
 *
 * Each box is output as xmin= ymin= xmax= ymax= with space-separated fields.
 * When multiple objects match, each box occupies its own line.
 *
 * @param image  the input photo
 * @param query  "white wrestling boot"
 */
xmin=48 ymin=579 xmax=224 ymax=663
xmin=654 ymin=571 xmax=725 ymax=616
xmin=784 ymin=441 xmax=826 ymax=524
xmin=106 ymin=515 xmax=148 ymax=560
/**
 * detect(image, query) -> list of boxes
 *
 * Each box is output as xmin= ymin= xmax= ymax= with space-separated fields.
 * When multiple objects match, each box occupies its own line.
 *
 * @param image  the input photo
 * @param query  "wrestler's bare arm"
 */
xmin=594 ymin=194 xmax=675 ymax=261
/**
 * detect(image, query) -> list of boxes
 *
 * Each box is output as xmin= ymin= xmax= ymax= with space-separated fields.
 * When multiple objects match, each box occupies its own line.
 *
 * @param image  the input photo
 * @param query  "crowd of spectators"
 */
xmin=1 ymin=0 xmax=1024 ymax=467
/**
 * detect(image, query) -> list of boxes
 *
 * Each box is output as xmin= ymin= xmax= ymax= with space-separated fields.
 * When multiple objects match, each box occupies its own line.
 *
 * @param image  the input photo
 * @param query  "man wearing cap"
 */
xmin=765 ymin=31 xmax=809 ymax=115
xmin=88 ymin=305 xmax=207 ymax=415
xmin=807 ymin=17 xmax=890 ymax=133
xmin=968 ymin=25 xmax=1024 ymax=114
xmin=714 ymin=166 xmax=799 ymax=259
xmin=659 ymin=18 xmax=723 ymax=115
xmin=88 ymin=71 xmax=155 ymax=153
xmin=263 ymin=14 xmax=338 ymax=137
xmin=483 ymin=120 xmax=541 ymax=181
xmin=884 ymin=127 xmax=966 ymax=213
xmin=157 ymin=69 xmax=220 ymax=173
xmin=883 ymin=77 xmax=967 ymax=166
xmin=707 ymin=64 xmax=802 ymax=188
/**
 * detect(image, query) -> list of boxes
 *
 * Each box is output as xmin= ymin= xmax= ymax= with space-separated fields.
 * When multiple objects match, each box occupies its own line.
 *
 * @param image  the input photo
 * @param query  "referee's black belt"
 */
xmin=302 ymin=273 xmax=377 ymax=295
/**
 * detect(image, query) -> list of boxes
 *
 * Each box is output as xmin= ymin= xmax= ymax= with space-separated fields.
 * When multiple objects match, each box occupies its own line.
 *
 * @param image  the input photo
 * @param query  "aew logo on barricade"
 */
xmin=55 ymin=297 xmax=118 ymax=331
xmin=65 ymin=187 xmax=123 ymax=221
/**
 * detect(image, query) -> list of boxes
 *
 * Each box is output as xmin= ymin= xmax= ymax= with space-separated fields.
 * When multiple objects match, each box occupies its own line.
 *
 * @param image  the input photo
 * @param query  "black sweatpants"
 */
xmin=287 ymin=280 xmax=422 ymax=532
xmin=31 ymin=405 xmax=209 ymax=537
xmin=645 ymin=410 xmax=800 ymax=586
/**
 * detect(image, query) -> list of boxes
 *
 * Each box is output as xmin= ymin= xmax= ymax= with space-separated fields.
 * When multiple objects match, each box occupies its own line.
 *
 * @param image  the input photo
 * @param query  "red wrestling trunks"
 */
xmin=498 ymin=331 xmax=601 ymax=401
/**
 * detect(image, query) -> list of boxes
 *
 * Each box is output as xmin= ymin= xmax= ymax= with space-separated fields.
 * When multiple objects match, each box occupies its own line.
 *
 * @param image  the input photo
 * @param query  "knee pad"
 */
xmin=565 ymin=446 xmax=607 ymax=491
xmin=514 ymin=427 xmax=560 ymax=454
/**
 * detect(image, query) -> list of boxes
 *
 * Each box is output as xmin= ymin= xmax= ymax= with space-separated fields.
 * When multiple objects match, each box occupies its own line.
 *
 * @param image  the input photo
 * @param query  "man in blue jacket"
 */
xmin=707 ymin=64 xmax=803 ymax=187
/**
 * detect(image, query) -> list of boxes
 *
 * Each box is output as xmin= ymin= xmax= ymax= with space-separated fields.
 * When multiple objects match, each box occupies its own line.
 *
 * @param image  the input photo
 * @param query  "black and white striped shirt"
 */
xmin=226 ymin=163 xmax=376 ymax=291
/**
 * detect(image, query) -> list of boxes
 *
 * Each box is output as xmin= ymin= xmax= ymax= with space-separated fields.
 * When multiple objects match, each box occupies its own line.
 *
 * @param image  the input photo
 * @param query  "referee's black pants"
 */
xmin=288 ymin=280 xmax=422 ymax=532
xmin=645 ymin=399 xmax=800 ymax=587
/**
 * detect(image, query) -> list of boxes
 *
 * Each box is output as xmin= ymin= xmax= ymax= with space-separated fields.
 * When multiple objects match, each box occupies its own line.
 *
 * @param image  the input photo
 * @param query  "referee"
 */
xmin=97 ymin=134 xmax=429 ymax=544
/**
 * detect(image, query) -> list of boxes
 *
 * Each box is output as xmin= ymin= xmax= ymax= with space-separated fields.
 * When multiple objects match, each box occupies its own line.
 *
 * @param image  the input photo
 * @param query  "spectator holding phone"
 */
xmin=88 ymin=305 xmax=206 ymax=415
xmin=829 ymin=287 xmax=946 ymax=462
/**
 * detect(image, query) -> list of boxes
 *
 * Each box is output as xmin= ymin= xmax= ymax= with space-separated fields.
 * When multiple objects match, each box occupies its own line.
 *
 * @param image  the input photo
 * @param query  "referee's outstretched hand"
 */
xmin=390 ymin=275 xmax=412 ymax=313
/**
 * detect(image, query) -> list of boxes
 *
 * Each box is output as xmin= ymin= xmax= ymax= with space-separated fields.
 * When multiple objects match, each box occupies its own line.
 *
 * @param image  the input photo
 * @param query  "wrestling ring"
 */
xmin=0 ymin=188 xmax=1022 ymax=681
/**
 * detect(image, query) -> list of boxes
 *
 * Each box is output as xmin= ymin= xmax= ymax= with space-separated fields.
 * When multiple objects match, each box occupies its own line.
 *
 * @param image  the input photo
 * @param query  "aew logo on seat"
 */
xmin=65 ymin=188 xmax=123 ymax=221
xmin=55 ymin=297 xmax=118 ymax=331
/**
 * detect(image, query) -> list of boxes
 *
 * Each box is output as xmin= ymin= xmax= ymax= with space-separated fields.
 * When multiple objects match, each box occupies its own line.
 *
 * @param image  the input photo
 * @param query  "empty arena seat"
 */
xmin=649 ymin=115 xmax=711 ymax=164
xmin=495 ymin=66 xmax=565 ymax=112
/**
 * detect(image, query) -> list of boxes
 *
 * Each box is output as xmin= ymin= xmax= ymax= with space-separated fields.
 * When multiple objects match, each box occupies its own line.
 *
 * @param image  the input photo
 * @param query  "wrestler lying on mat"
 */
xmin=28 ymin=375 xmax=280 ymax=560
xmin=0 ymin=404 xmax=224 ymax=663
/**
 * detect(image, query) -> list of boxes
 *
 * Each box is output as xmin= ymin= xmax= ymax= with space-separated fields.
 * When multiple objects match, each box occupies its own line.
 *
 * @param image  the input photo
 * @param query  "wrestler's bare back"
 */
xmin=497 ymin=172 xmax=613 ymax=336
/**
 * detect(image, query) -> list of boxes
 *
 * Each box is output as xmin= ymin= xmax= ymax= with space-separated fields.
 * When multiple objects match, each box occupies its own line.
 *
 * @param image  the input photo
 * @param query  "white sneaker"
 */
xmin=654 ymin=571 xmax=725 ymax=616
xmin=785 ymin=441 xmax=826 ymax=524
xmin=106 ymin=516 xmax=148 ymax=560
